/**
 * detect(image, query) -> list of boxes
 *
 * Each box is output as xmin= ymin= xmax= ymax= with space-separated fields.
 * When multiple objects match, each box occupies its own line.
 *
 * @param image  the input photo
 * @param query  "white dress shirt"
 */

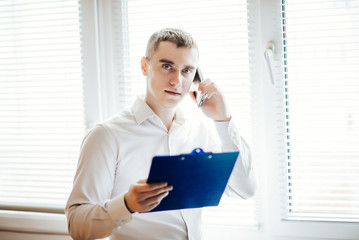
xmin=65 ymin=96 xmax=256 ymax=240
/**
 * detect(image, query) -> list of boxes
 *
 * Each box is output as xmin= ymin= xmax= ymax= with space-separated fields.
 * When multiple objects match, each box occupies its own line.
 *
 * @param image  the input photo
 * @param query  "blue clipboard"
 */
xmin=146 ymin=148 xmax=239 ymax=212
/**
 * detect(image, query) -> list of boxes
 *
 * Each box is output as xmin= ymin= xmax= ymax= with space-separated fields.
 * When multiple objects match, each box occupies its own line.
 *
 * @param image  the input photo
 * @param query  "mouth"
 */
xmin=164 ymin=90 xmax=181 ymax=96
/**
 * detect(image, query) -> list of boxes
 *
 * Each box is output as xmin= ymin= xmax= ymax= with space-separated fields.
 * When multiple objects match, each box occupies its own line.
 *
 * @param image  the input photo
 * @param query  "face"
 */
xmin=142 ymin=41 xmax=199 ymax=110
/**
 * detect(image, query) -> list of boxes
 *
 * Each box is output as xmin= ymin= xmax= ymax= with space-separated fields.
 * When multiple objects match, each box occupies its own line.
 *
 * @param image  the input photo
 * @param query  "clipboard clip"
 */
xmin=191 ymin=148 xmax=205 ymax=155
xmin=181 ymin=148 xmax=211 ymax=161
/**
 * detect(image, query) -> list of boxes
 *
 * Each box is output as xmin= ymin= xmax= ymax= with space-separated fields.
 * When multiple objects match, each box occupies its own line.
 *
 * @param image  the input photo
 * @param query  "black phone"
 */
xmin=192 ymin=68 xmax=206 ymax=107
xmin=193 ymin=68 xmax=203 ymax=83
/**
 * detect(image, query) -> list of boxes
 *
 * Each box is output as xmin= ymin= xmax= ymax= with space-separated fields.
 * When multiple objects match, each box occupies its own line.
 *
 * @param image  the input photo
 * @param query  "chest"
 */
xmin=110 ymin=120 xmax=211 ymax=196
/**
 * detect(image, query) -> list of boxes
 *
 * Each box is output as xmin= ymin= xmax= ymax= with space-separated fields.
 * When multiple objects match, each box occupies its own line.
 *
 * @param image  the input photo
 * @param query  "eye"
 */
xmin=182 ymin=69 xmax=191 ymax=74
xmin=162 ymin=64 xmax=172 ymax=70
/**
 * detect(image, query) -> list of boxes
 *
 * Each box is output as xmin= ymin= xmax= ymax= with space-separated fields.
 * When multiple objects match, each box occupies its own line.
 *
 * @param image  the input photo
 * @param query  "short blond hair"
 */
xmin=145 ymin=28 xmax=198 ymax=60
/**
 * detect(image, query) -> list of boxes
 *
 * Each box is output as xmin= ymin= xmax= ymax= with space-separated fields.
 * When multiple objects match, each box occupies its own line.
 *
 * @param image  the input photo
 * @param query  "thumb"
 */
xmin=137 ymin=179 xmax=147 ymax=183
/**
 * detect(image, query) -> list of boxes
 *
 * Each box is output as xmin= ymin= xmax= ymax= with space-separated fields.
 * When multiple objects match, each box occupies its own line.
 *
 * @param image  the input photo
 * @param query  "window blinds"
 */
xmin=282 ymin=0 xmax=359 ymax=222
xmin=111 ymin=0 xmax=257 ymax=228
xmin=0 ymin=0 xmax=85 ymax=212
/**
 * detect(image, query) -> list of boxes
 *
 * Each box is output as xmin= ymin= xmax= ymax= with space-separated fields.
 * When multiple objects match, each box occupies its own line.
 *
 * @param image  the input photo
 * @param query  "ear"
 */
xmin=141 ymin=57 xmax=148 ymax=76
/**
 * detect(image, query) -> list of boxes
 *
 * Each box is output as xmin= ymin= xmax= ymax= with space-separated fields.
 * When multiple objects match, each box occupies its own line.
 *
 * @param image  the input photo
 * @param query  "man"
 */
xmin=65 ymin=28 xmax=256 ymax=240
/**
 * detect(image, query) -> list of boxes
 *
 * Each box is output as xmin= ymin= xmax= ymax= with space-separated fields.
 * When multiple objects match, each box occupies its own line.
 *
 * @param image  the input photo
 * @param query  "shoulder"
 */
xmin=98 ymin=108 xmax=136 ymax=131
xmin=83 ymin=108 xmax=135 ymax=142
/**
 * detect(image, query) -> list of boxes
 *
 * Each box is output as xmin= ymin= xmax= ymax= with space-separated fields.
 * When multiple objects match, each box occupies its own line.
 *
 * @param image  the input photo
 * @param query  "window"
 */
xmin=0 ymin=0 xmax=85 ymax=212
xmin=282 ymin=0 xmax=359 ymax=222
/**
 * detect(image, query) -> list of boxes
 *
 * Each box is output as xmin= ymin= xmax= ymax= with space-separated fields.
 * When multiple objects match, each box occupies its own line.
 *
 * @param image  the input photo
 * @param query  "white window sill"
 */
xmin=0 ymin=210 xmax=68 ymax=235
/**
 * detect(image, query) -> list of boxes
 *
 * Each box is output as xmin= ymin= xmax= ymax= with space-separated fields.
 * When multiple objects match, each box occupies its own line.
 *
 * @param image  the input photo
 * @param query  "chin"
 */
xmin=162 ymin=98 xmax=183 ymax=108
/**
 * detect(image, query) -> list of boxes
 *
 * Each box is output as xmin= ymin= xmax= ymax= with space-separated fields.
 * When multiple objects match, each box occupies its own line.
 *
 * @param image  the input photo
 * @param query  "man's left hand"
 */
xmin=189 ymin=78 xmax=231 ymax=122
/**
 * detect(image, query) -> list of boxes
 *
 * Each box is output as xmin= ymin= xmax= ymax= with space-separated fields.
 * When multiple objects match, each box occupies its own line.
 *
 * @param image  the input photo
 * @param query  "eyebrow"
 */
xmin=159 ymin=58 xmax=196 ymax=70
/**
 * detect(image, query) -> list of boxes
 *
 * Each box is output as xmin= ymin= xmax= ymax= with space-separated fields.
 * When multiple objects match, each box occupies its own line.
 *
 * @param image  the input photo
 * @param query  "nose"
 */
xmin=169 ymin=70 xmax=182 ymax=87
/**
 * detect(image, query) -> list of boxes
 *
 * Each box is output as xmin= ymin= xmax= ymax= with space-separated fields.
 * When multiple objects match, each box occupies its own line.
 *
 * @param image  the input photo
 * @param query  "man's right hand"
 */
xmin=124 ymin=179 xmax=173 ymax=213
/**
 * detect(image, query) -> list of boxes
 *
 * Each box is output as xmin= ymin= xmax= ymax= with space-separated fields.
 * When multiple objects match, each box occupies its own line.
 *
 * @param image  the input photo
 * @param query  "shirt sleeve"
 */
xmin=211 ymin=118 xmax=257 ymax=199
xmin=65 ymin=125 xmax=133 ymax=240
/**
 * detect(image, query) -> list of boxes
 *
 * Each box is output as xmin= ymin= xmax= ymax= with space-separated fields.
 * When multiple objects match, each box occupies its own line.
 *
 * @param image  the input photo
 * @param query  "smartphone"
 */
xmin=193 ymin=68 xmax=207 ymax=107
xmin=193 ymin=68 xmax=203 ymax=83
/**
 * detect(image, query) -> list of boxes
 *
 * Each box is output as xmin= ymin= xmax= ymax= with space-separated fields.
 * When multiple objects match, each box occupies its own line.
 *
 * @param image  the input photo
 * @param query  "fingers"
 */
xmin=141 ymin=191 xmax=170 ymax=211
xmin=125 ymin=180 xmax=173 ymax=213
xmin=134 ymin=179 xmax=168 ymax=192
xmin=195 ymin=79 xmax=231 ymax=121
xmin=137 ymin=184 xmax=172 ymax=202
xmin=198 ymin=79 xmax=222 ymax=100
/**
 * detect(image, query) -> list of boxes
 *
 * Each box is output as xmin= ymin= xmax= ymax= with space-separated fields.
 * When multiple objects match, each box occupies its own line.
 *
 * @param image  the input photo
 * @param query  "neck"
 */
xmin=145 ymin=95 xmax=176 ymax=131
xmin=157 ymin=108 xmax=176 ymax=131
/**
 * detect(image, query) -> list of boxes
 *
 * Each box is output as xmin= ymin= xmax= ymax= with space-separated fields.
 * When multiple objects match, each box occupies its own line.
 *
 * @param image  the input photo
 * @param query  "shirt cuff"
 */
xmin=105 ymin=193 xmax=133 ymax=226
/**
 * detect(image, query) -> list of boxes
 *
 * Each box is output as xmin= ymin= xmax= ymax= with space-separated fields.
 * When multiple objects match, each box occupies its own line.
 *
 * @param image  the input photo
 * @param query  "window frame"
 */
xmin=260 ymin=0 xmax=359 ymax=239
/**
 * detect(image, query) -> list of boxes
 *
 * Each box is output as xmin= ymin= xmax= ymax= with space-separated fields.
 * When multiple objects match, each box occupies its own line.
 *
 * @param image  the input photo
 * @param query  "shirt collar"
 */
xmin=132 ymin=96 xmax=156 ymax=125
xmin=131 ymin=95 xmax=187 ymax=126
xmin=174 ymin=107 xmax=187 ymax=126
